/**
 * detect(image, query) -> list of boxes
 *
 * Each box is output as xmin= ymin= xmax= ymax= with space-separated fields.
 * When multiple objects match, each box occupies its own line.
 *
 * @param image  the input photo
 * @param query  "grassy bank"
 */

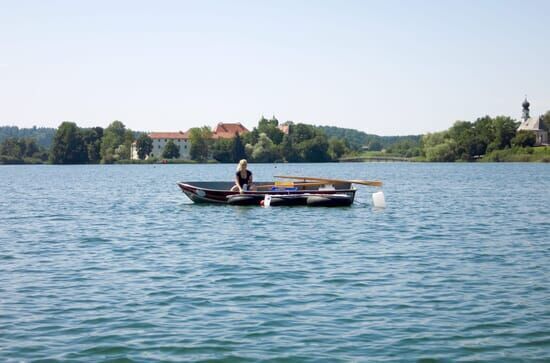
xmin=340 ymin=151 xmax=417 ymax=162
xmin=481 ymin=146 xmax=550 ymax=162
xmin=339 ymin=147 xmax=550 ymax=163
xmin=0 ymin=156 xmax=47 ymax=164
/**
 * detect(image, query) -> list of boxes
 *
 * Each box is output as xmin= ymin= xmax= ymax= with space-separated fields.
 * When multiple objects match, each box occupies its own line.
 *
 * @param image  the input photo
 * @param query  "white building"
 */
xmin=131 ymin=123 xmax=249 ymax=160
xmin=131 ymin=131 xmax=190 ymax=160
xmin=517 ymin=98 xmax=548 ymax=146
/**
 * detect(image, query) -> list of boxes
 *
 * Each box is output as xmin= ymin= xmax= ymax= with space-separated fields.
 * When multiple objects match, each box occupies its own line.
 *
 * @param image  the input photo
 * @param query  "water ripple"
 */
xmin=0 ymin=163 xmax=549 ymax=361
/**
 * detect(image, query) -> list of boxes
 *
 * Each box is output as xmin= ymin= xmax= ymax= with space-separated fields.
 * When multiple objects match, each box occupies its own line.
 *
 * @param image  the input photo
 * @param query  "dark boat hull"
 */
xmin=177 ymin=182 xmax=356 ymax=205
xmin=270 ymin=194 xmax=309 ymax=206
xmin=306 ymin=194 xmax=353 ymax=207
xmin=227 ymin=194 xmax=265 ymax=206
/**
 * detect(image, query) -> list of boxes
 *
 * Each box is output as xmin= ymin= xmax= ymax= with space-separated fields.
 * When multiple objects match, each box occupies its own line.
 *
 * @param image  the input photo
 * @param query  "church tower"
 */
xmin=522 ymin=97 xmax=530 ymax=122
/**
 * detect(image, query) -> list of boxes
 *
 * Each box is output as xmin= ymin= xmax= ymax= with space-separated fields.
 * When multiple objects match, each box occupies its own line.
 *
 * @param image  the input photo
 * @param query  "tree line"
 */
xmin=0 ymin=126 xmax=56 ymax=148
xmin=421 ymin=113 xmax=549 ymax=161
xmin=131 ymin=117 xmax=356 ymax=163
xmin=1 ymin=117 xmax=351 ymax=164
xmin=349 ymin=112 xmax=549 ymax=161
xmin=48 ymin=121 xmax=134 ymax=164
xmin=1 ymin=112 xmax=548 ymax=164
xmin=0 ymin=137 xmax=49 ymax=164
xmin=2 ymin=120 xmax=148 ymax=164
xmin=318 ymin=125 xmax=422 ymax=152
xmin=180 ymin=117 xmax=352 ymax=163
xmin=0 ymin=126 xmax=56 ymax=164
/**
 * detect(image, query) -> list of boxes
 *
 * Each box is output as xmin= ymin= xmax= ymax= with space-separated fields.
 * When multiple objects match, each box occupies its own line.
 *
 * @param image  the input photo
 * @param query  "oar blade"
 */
xmin=350 ymin=180 xmax=383 ymax=187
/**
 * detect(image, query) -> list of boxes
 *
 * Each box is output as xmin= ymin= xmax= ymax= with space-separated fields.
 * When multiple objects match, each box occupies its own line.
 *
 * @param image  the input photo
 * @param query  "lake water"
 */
xmin=0 ymin=163 xmax=549 ymax=362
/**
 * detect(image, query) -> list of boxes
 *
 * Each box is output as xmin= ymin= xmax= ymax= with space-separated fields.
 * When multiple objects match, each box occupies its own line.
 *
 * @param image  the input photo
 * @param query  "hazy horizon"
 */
xmin=1 ymin=0 xmax=549 ymax=136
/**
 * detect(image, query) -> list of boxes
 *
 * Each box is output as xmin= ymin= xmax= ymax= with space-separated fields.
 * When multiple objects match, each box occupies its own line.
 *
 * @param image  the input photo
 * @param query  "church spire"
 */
xmin=522 ymin=96 xmax=530 ymax=122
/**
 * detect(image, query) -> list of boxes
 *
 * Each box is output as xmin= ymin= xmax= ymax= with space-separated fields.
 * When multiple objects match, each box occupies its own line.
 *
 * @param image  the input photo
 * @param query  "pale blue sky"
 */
xmin=1 ymin=0 xmax=549 ymax=135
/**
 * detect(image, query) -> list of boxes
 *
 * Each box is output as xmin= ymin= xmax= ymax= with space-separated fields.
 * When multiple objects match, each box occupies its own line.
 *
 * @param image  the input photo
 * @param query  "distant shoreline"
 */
xmin=2 ymin=149 xmax=549 ymax=166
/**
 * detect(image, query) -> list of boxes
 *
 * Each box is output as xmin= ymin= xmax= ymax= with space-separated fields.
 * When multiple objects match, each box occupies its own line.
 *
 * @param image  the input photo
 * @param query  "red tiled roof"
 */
xmin=212 ymin=122 xmax=249 ymax=139
xmin=148 ymin=131 xmax=189 ymax=139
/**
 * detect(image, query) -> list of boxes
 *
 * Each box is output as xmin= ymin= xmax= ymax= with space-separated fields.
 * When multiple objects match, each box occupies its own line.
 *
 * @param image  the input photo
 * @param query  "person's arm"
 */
xmin=248 ymin=171 xmax=256 ymax=191
xmin=235 ymin=174 xmax=243 ymax=193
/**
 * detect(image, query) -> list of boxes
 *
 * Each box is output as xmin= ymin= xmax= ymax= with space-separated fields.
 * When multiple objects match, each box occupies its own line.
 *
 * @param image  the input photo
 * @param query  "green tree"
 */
xmin=472 ymin=116 xmax=494 ymax=155
xmin=231 ymin=132 xmax=247 ymax=162
xmin=189 ymin=126 xmax=212 ymax=162
xmin=292 ymin=123 xmax=317 ymax=144
xmin=241 ymin=128 xmax=259 ymax=145
xmin=542 ymin=111 xmax=550 ymax=131
xmin=257 ymin=116 xmax=284 ymax=144
xmin=422 ymin=131 xmax=447 ymax=147
xmin=101 ymin=120 xmax=127 ymax=163
xmin=81 ymin=127 xmax=103 ymax=163
xmin=328 ymin=138 xmax=348 ymax=160
xmin=386 ymin=139 xmax=421 ymax=157
xmin=212 ymin=138 xmax=233 ymax=163
xmin=250 ymin=133 xmax=280 ymax=162
xmin=368 ymin=140 xmax=383 ymax=151
xmin=422 ymin=131 xmax=459 ymax=161
xmin=0 ymin=138 xmax=22 ymax=158
xmin=23 ymin=138 xmax=40 ymax=157
xmin=298 ymin=135 xmax=330 ymax=162
xmin=511 ymin=130 xmax=536 ymax=147
xmin=448 ymin=121 xmax=477 ymax=160
xmin=120 ymin=129 xmax=134 ymax=160
xmin=492 ymin=116 xmax=518 ymax=149
xmin=425 ymin=139 xmax=458 ymax=162
xmin=162 ymin=140 xmax=180 ymax=159
xmin=16 ymin=138 xmax=27 ymax=157
xmin=0 ymin=126 xmax=57 ymax=149
xmin=50 ymin=122 xmax=87 ymax=164
xmin=136 ymin=134 xmax=153 ymax=160
xmin=280 ymin=134 xmax=301 ymax=162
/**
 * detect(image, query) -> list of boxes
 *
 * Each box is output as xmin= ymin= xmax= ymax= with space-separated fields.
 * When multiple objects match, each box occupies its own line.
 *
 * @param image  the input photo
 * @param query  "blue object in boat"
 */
xmin=271 ymin=187 xmax=298 ymax=191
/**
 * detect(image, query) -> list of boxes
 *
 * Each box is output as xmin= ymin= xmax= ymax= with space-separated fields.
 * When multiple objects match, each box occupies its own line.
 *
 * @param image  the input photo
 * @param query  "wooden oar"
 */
xmin=275 ymin=175 xmax=383 ymax=187
xmin=274 ymin=175 xmax=383 ymax=187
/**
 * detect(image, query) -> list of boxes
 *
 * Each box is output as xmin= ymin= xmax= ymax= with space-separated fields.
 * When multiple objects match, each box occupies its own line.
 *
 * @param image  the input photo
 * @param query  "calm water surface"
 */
xmin=0 ymin=163 xmax=549 ymax=362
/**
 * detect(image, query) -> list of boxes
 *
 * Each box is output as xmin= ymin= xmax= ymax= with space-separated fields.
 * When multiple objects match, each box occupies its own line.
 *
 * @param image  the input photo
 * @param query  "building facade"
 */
xmin=131 ymin=123 xmax=249 ymax=160
xmin=131 ymin=131 xmax=190 ymax=160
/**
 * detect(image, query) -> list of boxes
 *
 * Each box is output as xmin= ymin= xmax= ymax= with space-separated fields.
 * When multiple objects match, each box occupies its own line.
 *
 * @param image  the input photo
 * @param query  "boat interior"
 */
xmin=181 ymin=181 xmax=353 ymax=192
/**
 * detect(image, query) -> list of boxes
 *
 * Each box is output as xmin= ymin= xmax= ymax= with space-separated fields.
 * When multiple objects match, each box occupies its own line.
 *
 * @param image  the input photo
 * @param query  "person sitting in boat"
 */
xmin=231 ymin=159 xmax=256 ymax=193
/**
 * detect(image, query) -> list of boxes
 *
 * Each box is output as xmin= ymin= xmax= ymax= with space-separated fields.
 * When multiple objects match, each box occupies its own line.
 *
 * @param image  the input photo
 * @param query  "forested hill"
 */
xmin=0 ymin=126 xmax=56 ymax=148
xmin=317 ymin=125 xmax=421 ymax=150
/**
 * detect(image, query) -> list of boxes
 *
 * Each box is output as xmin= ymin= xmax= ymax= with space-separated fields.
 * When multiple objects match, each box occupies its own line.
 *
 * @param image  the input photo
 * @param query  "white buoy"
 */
xmin=263 ymin=194 xmax=272 ymax=207
xmin=372 ymin=191 xmax=386 ymax=208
